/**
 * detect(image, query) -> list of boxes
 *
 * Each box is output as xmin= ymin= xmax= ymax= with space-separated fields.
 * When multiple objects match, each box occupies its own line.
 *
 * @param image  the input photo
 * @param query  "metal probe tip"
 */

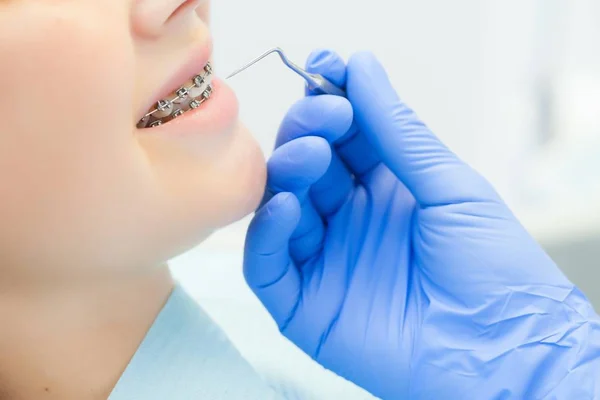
xmin=226 ymin=47 xmax=346 ymax=97
xmin=226 ymin=47 xmax=291 ymax=79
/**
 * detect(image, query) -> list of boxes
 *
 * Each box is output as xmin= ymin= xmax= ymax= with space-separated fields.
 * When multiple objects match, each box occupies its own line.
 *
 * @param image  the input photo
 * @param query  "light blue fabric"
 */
xmin=108 ymin=285 xmax=282 ymax=400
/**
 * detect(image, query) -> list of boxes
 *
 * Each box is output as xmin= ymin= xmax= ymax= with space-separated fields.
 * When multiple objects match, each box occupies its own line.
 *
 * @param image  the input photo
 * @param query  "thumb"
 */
xmin=346 ymin=51 xmax=498 ymax=207
xmin=244 ymin=192 xmax=302 ymax=329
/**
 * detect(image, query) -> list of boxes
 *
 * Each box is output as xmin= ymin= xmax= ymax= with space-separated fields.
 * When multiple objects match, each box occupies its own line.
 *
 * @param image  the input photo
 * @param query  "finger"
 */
xmin=266 ymin=136 xmax=332 ymax=203
xmin=305 ymin=49 xmax=381 ymax=178
xmin=277 ymin=95 xmax=355 ymax=217
xmin=244 ymin=192 xmax=301 ymax=328
xmin=334 ymin=121 xmax=382 ymax=178
xmin=260 ymin=103 xmax=340 ymax=207
xmin=309 ymin=155 xmax=354 ymax=217
xmin=267 ymin=137 xmax=330 ymax=262
xmin=275 ymin=95 xmax=352 ymax=148
xmin=305 ymin=48 xmax=347 ymax=96
xmin=346 ymin=51 xmax=499 ymax=207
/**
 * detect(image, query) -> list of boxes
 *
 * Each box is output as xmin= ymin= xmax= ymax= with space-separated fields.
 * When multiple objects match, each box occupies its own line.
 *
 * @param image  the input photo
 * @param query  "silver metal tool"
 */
xmin=226 ymin=47 xmax=346 ymax=97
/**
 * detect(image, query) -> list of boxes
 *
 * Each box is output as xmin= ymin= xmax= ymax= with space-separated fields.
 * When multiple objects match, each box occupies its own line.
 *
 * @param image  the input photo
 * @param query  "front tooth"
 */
xmin=193 ymin=75 xmax=206 ymax=86
xmin=189 ymin=99 xmax=202 ymax=109
xmin=202 ymin=85 xmax=213 ymax=99
xmin=154 ymin=99 xmax=173 ymax=118
xmin=173 ymin=87 xmax=189 ymax=104
xmin=188 ymin=74 xmax=213 ymax=98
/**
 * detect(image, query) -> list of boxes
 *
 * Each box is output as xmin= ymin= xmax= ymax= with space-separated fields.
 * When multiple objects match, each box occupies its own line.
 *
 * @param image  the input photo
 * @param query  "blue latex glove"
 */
xmin=244 ymin=50 xmax=600 ymax=399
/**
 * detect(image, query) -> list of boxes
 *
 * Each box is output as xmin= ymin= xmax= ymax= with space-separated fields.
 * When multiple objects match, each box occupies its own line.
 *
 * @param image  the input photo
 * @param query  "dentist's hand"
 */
xmin=244 ymin=50 xmax=600 ymax=399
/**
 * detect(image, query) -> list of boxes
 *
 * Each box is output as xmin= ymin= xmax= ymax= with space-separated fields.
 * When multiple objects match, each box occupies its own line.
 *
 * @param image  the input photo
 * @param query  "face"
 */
xmin=0 ymin=0 xmax=266 ymax=280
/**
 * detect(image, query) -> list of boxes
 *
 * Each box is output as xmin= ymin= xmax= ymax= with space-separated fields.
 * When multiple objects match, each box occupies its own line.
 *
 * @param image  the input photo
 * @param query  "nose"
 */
xmin=132 ymin=0 xmax=204 ymax=38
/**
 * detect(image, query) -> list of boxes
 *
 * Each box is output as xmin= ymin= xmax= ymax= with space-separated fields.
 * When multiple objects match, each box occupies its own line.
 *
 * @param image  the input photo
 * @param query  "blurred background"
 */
xmin=170 ymin=1 xmax=600 ymax=398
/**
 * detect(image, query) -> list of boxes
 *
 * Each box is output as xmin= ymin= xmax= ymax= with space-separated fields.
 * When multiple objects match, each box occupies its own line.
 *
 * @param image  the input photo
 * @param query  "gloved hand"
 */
xmin=244 ymin=50 xmax=600 ymax=399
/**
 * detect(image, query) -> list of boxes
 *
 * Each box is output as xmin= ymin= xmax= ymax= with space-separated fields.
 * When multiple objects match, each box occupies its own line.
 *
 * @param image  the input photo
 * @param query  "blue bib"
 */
xmin=108 ymin=285 xmax=281 ymax=400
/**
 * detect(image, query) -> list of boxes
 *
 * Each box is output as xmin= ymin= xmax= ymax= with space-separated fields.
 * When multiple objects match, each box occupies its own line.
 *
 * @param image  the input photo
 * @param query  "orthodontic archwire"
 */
xmin=138 ymin=62 xmax=214 ymax=129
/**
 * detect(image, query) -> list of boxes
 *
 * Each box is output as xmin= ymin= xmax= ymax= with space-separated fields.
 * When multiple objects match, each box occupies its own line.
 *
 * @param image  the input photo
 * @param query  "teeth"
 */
xmin=193 ymin=75 xmax=206 ymax=86
xmin=138 ymin=62 xmax=214 ymax=129
xmin=189 ymin=99 xmax=202 ymax=109
xmin=154 ymin=99 xmax=174 ymax=118
xmin=188 ymin=74 xmax=212 ymax=98
xmin=173 ymin=87 xmax=189 ymax=104
xmin=202 ymin=86 xmax=213 ymax=99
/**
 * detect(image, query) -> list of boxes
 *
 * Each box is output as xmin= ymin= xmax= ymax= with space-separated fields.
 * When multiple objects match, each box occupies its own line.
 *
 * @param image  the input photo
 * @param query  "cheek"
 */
xmin=0 ymin=3 xmax=154 ymax=268
xmin=0 ymin=3 xmax=135 ymax=125
xmin=0 ymin=5 xmax=135 ymax=193
xmin=144 ymin=122 xmax=267 ymax=244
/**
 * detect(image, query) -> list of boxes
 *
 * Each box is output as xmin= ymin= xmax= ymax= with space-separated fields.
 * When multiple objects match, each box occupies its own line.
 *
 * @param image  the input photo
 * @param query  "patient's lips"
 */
xmin=135 ymin=39 xmax=239 ymax=140
xmin=137 ymin=62 xmax=214 ymax=128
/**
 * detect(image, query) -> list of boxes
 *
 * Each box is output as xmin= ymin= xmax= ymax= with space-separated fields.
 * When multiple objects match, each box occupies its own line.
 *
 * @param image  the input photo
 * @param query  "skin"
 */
xmin=0 ymin=0 xmax=265 ymax=398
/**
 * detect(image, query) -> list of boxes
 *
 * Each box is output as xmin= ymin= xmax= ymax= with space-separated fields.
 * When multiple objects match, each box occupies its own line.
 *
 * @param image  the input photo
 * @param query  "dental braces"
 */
xmin=137 ymin=62 xmax=214 ymax=129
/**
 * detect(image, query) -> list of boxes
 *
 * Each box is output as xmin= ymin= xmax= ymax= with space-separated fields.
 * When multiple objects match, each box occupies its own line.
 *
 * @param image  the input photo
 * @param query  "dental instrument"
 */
xmin=226 ymin=47 xmax=346 ymax=97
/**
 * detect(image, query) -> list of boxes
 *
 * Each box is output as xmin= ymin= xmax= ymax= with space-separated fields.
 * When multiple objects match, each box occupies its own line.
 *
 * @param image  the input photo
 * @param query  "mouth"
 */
xmin=134 ymin=40 xmax=239 ymax=139
xmin=137 ymin=61 xmax=214 ymax=129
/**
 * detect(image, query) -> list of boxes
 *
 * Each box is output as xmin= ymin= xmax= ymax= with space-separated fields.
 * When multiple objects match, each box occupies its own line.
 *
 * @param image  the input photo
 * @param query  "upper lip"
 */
xmin=136 ymin=39 xmax=213 ymax=122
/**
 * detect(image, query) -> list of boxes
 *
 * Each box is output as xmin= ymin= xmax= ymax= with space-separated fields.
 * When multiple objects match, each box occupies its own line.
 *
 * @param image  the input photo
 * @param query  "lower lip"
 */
xmin=136 ymin=77 xmax=239 ymax=138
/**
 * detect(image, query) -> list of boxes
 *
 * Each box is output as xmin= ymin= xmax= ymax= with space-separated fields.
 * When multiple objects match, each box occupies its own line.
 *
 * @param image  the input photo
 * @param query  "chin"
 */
xmin=219 ymin=122 xmax=267 ymax=225
xmin=139 ymin=122 xmax=266 ymax=267
xmin=175 ymin=119 xmax=267 ymax=230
